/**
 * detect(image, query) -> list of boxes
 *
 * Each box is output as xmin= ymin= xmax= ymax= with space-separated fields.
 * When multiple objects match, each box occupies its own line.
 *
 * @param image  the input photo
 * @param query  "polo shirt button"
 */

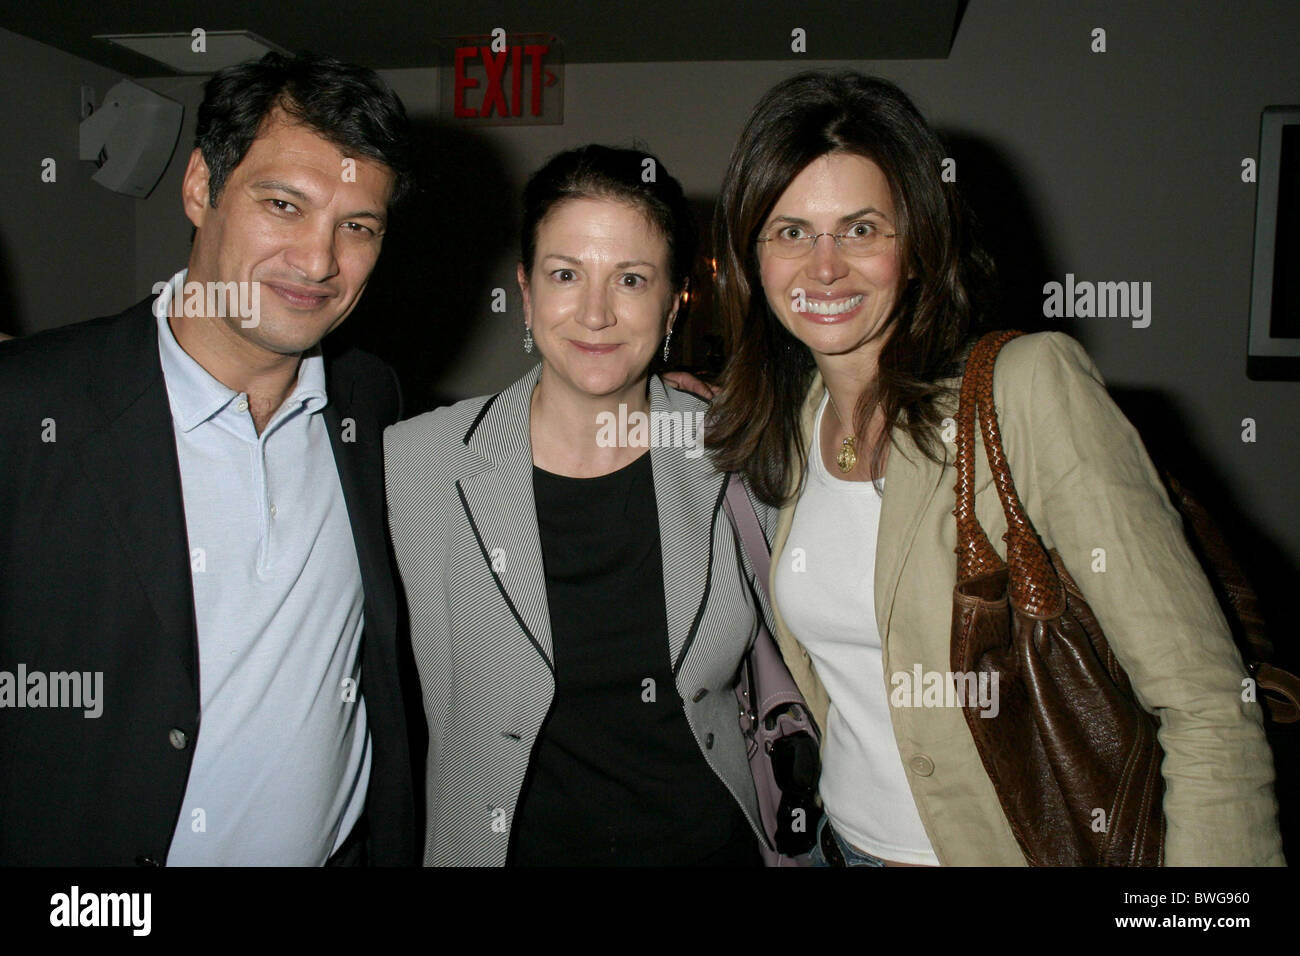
xmin=269 ymin=504 xmax=277 ymax=518
xmin=909 ymin=754 xmax=934 ymax=776
xmin=236 ymin=398 xmax=248 ymax=412
xmin=168 ymin=728 xmax=189 ymax=750
xmin=705 ymin=733 xmax=715 ymax=749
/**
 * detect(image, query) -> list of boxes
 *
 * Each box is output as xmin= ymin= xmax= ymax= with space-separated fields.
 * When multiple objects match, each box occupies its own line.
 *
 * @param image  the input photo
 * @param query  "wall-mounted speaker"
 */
xmin=78 ymin=80 xmax=183 ymax=199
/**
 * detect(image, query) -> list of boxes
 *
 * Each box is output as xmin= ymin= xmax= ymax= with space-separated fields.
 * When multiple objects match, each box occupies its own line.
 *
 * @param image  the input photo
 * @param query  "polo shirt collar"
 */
xmin=154 ymin=269 xmax=329 ymax=433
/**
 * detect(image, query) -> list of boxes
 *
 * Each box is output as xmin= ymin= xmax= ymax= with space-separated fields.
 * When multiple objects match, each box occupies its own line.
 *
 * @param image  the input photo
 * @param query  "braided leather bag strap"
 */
xmin=953 ymin=334 xmax=1004 ymax=581
xmin=970 ymin=330 xmax=1068 ymax=616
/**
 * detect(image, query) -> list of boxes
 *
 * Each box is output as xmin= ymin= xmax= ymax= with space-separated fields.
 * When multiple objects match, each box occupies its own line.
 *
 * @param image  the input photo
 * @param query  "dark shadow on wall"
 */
xmin=657 ymin=195 xmax=724 ymax=380
xmin=317 ymin=117 xmax=514 ymax=845
xmin=951 ymin=0 xmax=974 ymax=48
xmin=939 ymin=130 xmax=1073 ymax=338
xmin=0 ymin=229 xmax=20 ymax=338
xmin=328 ymin=119 xmax=517 ymax=417
xmin=1110 ymin=386 xmax=1300 ymax=860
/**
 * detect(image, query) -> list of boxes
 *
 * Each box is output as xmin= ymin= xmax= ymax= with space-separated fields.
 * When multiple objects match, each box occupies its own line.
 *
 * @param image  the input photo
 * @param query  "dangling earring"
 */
xmin=662 ymin=327 xmax=673 ymax=363
xmin=523 ymin=324 xmax=534 ymax=354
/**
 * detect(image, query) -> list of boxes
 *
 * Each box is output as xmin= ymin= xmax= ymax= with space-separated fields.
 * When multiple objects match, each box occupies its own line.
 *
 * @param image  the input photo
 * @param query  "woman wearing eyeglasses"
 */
xmin=704 ymin=71 xmax=1285 ymax=866
xmin=385 ymin=145 xmax=773 ymax=866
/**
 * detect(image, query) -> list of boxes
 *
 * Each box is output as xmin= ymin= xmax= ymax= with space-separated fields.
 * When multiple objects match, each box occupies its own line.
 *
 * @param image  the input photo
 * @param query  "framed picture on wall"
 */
xmin=1248 ymin=105 xmax=1300 ymax=380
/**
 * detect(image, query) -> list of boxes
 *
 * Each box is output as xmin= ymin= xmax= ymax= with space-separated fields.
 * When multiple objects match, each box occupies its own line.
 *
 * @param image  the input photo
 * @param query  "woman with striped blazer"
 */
xmin=384 ymin=145 xmax=772 ymax=865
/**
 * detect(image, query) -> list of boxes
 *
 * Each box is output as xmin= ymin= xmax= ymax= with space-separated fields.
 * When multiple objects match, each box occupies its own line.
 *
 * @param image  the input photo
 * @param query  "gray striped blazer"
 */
xmin=384 ymin=365 xmax=776 ymax=865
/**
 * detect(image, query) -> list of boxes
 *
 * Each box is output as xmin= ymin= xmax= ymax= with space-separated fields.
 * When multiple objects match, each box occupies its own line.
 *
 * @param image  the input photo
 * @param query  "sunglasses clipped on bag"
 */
xmin=767 ymin=717 xmax=822 ymax=855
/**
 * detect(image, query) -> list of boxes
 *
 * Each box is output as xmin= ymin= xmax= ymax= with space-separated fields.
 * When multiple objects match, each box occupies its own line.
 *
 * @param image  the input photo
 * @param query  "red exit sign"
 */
xmin=441 ymin=33 xmax=563 ymax=125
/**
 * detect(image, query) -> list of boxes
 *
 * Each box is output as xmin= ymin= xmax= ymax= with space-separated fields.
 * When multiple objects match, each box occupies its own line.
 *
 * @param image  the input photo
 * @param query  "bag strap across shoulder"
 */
xmin=722 ymin=474 xmax=817 ymax=732
xmin=954 ymin=329 xmax=1065 ymax=616
xmin=724 ymin=473 xmax=772 ymax=600
xmin=956 ymin=330 xmax=1300 ymax=722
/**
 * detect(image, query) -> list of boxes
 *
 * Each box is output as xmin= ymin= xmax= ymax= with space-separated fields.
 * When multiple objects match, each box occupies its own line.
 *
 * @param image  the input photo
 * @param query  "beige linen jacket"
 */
xmin=766 ymin=332 xmax=1285 ymax=866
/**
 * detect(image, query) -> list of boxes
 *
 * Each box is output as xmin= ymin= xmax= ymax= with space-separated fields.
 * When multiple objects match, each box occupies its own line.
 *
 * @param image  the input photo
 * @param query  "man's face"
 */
xmin=182 ymin=110 xmax=394 ymax=356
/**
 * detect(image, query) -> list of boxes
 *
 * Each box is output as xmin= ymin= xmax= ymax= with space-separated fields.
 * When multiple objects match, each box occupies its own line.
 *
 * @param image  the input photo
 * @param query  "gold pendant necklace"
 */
xmin=827 ymin=392 xmax=859 ymax=474
xmin=835 ymin=436 xmax=858 ymax=474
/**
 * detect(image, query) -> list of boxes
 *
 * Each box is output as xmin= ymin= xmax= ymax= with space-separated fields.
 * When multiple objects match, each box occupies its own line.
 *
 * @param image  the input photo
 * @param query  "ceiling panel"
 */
xmin=1 ymin=1 xmax=963 ymax=74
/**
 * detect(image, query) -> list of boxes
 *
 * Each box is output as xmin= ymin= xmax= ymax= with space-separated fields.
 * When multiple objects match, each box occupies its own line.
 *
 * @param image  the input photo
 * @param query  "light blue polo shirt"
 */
xmin=155 ymin=271 xmax=371 ymax=865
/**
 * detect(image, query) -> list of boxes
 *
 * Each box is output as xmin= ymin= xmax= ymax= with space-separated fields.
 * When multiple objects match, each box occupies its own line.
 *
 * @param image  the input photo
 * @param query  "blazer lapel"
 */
xmin=648 ymin=376 xmax=726 ymax=676
xmin=451 ymin=372 xmax=724 ymax=677
xmin=456 ymin=365 xmax=554 ymax=671
xmin=76 ymin=302 xmax=197 ymax=687
xmin=324 ymin=367 xmax=397 ymax=642
xmin=874 ymin=409 xmax=953 ymax=643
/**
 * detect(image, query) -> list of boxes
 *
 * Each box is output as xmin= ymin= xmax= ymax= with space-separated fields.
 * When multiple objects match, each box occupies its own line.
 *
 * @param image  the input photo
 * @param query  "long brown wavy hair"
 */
xmin=704 ymin=72 xmax=995 ymax=506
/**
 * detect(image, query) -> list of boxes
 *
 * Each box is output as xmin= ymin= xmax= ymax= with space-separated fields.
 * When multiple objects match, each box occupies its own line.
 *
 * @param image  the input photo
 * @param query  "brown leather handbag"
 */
xmin=950 ymin=329 xmax=1166 ymax=866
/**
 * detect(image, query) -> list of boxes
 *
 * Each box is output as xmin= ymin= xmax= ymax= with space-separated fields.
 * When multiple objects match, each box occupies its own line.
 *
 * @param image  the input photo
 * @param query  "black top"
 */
xmin=510 ymin=451 xmax=757 ymax=866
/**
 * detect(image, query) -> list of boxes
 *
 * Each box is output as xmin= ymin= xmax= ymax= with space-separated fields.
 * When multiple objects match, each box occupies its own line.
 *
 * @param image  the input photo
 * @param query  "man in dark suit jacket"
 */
xmin=0 ymin=52 xmax=418 ymax=866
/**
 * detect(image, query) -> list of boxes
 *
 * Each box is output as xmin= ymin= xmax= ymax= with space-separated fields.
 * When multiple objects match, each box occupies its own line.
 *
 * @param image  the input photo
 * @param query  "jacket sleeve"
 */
xmin=1000 ymin=332 xmax=1284 ymax=866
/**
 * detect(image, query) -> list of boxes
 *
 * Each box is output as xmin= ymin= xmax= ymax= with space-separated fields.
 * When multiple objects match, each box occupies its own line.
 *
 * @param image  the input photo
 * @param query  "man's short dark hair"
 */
xmin=195 ymin=51 xmax=413 ymax=208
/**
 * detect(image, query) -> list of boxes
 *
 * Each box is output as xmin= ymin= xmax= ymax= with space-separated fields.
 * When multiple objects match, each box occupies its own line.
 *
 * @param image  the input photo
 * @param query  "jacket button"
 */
xmin=909 ymin=754 xmax=935 ymax=776
xmin=135 ymin=855 xmax=161 ymax=867
xmin=705 ymin=733 xmax=715 ymax=749
xmin=692 ymin=688 xmax=709 ymax=702
xmin=168 ymin=728 xmax=189 ymax=750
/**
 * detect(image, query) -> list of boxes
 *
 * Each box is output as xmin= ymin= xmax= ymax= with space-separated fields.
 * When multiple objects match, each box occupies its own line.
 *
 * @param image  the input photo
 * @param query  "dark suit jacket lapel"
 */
xmin=75 ymin=300 xmax=197 ymax=689
xmin=455 ymin=365 xmax=554 ymax=672
xmin=324 ymin=370 xmax=396 ymax=642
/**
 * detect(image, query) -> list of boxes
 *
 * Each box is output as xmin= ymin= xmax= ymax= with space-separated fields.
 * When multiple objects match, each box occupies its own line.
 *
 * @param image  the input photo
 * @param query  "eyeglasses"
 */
xmin=755 ymin=222 xmax=899 ymax=259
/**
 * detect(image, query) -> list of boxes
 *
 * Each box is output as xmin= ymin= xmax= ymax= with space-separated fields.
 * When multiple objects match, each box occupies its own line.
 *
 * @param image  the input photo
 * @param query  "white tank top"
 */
xmin=773 ymin=392 xmax=940 ymax=865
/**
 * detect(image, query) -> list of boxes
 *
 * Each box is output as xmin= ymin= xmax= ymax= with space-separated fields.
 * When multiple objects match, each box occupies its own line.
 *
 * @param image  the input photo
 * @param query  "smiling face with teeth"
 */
xmin=757 ymin=152 xmax=905 ymax=379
